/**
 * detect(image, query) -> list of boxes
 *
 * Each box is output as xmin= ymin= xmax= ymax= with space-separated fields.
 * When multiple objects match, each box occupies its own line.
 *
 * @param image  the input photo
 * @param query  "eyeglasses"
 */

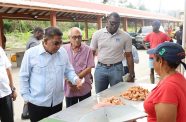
xmin=71 ymin=35 xmax=82 ymax=40
xmin=52 ymin=40 xmax=62 ymax=46
xmin=108 ymin=21 xmax=120 ymax=25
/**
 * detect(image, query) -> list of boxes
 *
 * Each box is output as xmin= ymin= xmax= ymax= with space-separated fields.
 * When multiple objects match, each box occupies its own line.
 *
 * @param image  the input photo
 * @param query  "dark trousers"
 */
xmin=28 ymin=102 xmax=62 ymax=122
xmin=0 ymin=94 xmax=14 ymax=122
xmin=65 ymin=91 xmax=91 ymax=108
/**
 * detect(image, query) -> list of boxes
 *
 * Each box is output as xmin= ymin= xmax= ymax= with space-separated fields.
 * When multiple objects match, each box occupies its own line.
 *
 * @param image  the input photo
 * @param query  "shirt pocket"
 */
xmin=32 ymin=62 xmax=47 ymax=74
xmin=55 ymin=62 xmax=66 ymax=75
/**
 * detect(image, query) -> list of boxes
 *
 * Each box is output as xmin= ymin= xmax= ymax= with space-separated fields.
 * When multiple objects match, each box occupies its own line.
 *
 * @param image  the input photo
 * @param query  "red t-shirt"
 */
xmin=145 ymin=32 xmax=171 ymax=58
xmin=144 ymin=73 xmax=186 ymax=122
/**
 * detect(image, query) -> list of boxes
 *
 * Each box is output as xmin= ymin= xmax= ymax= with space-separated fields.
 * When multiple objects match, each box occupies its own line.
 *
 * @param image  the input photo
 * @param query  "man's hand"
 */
xmin=11 ymin=91 xmax=17 ymax=101
xmin=127 ymin=74 xmax=135 ymax=82
xmin=76 ymin=78 xmax=85 ymax=89
xmin=67 ymin=81 xmax=79 ymax=92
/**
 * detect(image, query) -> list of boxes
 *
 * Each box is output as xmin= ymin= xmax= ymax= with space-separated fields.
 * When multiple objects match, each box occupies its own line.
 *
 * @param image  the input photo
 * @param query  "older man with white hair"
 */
xmin=63 ymin=27 xmax=95 ymax=107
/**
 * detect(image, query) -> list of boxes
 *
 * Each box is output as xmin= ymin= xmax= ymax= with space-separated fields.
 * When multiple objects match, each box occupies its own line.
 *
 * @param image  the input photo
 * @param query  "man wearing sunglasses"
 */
xmin=63 ymin=27 xmax=95 ymax=107
xmin=91 ymin=12 xmax=135 ymax=93
xmin=22 ymin=27 xmax=44 ymax=120
xmin=20 ymin=27 xmax=83 ymax=122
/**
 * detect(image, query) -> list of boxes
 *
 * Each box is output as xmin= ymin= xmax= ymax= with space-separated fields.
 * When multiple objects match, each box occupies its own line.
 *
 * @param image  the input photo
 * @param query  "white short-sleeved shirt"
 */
xmin=90 ymin=28 xmax=132 ymax=64
xmin=122 ymin=45 xmax=139 ymax=66
xmin=0 ymin=47 xmax=12 ymax=98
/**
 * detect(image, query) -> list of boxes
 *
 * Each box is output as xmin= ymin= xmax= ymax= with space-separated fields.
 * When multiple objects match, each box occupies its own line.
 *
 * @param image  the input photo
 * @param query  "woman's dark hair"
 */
xmin=44 ymin=27 xmax=63 ymax=40
xmin=155 ymin=54 xmax=180 ymax=69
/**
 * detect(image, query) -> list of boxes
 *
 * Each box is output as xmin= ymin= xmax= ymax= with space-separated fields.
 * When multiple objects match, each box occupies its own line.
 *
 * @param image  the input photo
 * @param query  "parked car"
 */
xmin=127 ymin=32 xmax=137 ymax=46
xmin=134 ymin=26 xmax=165 ymax=49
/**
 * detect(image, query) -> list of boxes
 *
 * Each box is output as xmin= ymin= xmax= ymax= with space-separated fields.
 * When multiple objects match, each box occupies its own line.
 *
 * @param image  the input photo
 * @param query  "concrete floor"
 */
xmin=12 ymin=50 xmax=153 ymax=122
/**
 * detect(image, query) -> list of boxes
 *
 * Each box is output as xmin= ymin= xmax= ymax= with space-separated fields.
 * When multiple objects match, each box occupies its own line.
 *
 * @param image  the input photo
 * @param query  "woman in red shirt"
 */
xmin=144 ymin=42 xmax=186 ymax=122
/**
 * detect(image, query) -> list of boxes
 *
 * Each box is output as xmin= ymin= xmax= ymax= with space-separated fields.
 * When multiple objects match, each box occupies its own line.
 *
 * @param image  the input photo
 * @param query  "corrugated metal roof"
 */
xmin=0 ymin=0 xmax=182 ymax=22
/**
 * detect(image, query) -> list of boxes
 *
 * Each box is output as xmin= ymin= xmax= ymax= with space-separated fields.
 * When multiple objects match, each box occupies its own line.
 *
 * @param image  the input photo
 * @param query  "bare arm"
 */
xmin=6 ymin=68 xmax=17 ymax=101
xmin=125 ymin=52 xmax=135 ymax=82
xmin=155 ymin=103 xmax=177 ymax=122
xmin=78 ymin=67 xmax=92 ymax=79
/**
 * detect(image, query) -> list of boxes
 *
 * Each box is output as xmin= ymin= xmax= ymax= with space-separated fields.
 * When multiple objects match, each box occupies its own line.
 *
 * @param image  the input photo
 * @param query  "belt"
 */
xmin=98 ymin=61 xmax=122 ymax=67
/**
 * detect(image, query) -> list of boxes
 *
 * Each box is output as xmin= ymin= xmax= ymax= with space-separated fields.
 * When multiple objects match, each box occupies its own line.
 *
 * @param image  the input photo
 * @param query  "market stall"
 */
xmin=41 ymin=82 xmax=155 ymax=122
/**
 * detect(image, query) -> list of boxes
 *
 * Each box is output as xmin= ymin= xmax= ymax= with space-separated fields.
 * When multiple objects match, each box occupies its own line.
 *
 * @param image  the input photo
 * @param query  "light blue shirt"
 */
xmin=19 ymin=43 xmax=78 ymax=107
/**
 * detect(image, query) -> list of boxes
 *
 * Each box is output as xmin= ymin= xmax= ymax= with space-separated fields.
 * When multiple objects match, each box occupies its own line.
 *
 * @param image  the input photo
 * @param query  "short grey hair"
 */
xmin=68 ymin=27 xmax=82 ymax=37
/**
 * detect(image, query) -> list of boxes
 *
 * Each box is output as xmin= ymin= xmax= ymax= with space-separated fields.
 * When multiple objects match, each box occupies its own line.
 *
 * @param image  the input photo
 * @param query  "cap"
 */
xmin=152 ymin=20 xmax=161 ymax=27
xmin=147 ymin=42 xmax=185 ymax=66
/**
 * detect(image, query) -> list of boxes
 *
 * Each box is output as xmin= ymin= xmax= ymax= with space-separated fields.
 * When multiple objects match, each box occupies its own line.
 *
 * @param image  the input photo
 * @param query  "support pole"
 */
xmin=50 ymin=11 xmax=57 ymax=27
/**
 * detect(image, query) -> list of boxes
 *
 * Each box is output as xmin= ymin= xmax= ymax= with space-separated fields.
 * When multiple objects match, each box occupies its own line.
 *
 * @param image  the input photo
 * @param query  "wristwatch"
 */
xmin=11 ymin=87 xmax=16 ymax=92
xmin=129 ymin=74 xmax=135 ymax=79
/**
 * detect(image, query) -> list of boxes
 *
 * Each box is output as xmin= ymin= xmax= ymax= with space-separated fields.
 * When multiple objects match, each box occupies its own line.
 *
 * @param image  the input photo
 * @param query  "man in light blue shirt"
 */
xmin=20 ymin=27 xmax=82 ymax=122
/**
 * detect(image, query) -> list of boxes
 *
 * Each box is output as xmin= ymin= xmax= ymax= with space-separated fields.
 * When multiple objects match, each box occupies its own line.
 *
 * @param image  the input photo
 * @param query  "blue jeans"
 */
xmin=123 ymin=66 xmax=129 ymax=75
xmin=94 ymin=63 xmax=123 ymax=93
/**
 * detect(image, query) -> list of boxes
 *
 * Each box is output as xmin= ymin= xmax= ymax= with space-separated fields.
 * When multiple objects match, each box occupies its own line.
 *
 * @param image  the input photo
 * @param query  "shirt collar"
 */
xmin=38 ymin=43 xmax=61 ymax=55
xmin=70 ymin=43 xmax=84 ymax=52
xmin=38 ymin=42 xmax=46 ymax=55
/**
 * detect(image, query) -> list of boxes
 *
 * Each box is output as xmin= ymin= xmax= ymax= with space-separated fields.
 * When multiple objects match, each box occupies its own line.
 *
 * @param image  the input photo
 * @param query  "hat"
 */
xmin=147 ymin=42 xmax=186 ymax=68
xmin=152 ymin=20 xmax=161 ymax=27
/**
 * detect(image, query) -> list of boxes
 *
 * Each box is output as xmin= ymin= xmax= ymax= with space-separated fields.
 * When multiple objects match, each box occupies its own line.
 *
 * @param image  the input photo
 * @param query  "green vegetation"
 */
xmin=4 ymin=20 xmax=97 ymax=48
xmin=4 ymin=19 xmax=137 ymax=49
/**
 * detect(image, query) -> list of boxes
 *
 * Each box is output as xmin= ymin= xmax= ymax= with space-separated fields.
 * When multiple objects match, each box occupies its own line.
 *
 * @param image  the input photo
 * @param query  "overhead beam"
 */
xmin=4 ymin=7 xmax=12 ymax=13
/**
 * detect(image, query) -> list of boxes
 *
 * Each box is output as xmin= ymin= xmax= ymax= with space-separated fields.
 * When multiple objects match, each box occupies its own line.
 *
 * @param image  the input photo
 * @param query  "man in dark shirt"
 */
xmin=174 ymin=25 xmax=183 ymax=45
xmin=26 ymin=27 xmax=44 ymax=50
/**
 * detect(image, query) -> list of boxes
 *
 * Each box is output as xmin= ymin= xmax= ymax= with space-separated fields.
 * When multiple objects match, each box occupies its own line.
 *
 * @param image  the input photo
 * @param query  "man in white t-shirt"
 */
xmin=0 ymin=47 xmax=17 ymax=122
xmin=122 ymin=45 xmax=139 ymax=75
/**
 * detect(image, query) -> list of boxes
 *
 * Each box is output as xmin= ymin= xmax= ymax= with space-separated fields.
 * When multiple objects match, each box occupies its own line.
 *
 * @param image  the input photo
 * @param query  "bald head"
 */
xmin=68 ymin=27 xmax=82 ymax=37
xmin=68 ymin=27 xmax=82 ymax=47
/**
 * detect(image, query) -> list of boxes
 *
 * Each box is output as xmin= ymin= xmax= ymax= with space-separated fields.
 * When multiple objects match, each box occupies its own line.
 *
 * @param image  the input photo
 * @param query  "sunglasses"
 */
xmin=52 ymin=40 xmax=62 ymax=46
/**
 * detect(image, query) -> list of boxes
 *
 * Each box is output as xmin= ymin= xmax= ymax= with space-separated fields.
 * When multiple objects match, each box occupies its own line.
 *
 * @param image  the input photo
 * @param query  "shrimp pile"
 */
xmin=101 ymin=96 xmax=124 ymax=105
xmin=120 ymin=86 xmax=149 ymax=101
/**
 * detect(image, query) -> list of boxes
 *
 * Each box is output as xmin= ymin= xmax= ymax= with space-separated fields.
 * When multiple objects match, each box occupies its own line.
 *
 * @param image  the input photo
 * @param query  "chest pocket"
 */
xmin=31 ymin=59 xmax=47 ymax=74
xmin=55 ymin=61 xmax=66 ymax=75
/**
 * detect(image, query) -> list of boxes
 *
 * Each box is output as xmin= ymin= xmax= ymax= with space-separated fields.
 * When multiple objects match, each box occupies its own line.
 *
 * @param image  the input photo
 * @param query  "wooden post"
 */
xmin=135 ymin=20 xmax=138 ymax=32
xmin=177 ymin=22 xmax=180 ymax=27
xmin=50 ymin=11 xmax=57 ymax=27
xmin=141 ymin=19 xmax=145 ymax=26
xmin=0 ymin=16 xmax=3 ymax=48
xmin=123 ymin=17 xmax=128 ymax=31
xmin=97 ymin=16 xmax=102 ymax=30
xmin=84 ymin=21 xmax=88 ymax=40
